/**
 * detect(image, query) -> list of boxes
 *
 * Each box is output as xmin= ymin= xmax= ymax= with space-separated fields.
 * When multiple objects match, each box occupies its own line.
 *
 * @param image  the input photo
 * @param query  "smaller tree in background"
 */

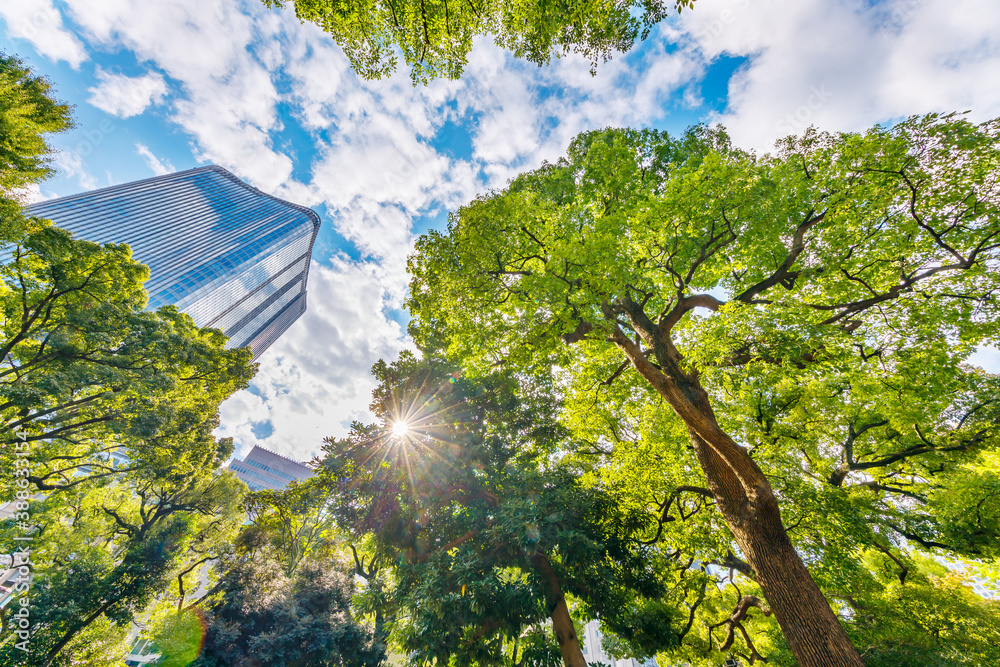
xmin=181 ymin=483 xmax=385 ymax=667
xmin=319 ymin=352 xmax=683 ymax=667
xmin=243 ymin=480 xmax=339 ymax=577
xmin=0 ymin=466 xmax=248 ymax=667
xmin=191 ymin=554 xmax=384 ymax=667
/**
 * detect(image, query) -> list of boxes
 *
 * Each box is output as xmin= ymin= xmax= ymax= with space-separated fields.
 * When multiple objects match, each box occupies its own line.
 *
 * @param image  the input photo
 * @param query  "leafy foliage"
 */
xmin=148 ymin=608 xmax=206 ymax=667
xmin=0 ymin=53 xmax=256 ymax=667
xmin=0 ymin=218 xmax=255 ymax=661
xmin=848 ymin=552 xmax=1000 ymax=666
xmin=262 ymin=0 xmax=695 ymax=83
xmin=187 ymin=499 xmax=385 ymax=667
xmin=194 ymin=556 xmax=383 ymax=667
xmin=0 ymin=467 xmax=247 ymax=666
xmin=0 ymin=222 xmax=255 ymax=487
xmin=0 ymin=52 xmax=72 ymax=197
xmin=243 ymin=479 xmax=340 ymax=577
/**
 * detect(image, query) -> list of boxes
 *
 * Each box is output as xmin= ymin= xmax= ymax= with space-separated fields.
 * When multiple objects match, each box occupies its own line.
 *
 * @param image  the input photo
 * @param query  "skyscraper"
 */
xmin=21 ymin=165 xmax=320 ymax=358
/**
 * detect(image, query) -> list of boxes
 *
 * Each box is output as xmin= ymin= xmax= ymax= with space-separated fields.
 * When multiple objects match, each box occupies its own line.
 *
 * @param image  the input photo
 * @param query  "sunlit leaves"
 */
xmin=0 ymin=54 xmax=72 ymax=196
xmin=0 ymin=224 xmax=255 ymax=497
xmin=265 ymin=0 xmax=695 ymax=83
xmin=318 ymin=355 xmax=682 ymax=664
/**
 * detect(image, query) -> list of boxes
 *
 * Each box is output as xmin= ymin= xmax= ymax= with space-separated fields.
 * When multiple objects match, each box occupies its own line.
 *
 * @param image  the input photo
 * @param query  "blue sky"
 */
xmin=2 ymin=0 xmax=999 ymax=462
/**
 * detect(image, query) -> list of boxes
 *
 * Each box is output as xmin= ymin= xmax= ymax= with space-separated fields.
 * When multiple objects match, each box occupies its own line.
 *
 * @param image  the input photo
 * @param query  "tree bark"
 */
xmin=611 ymin=324 xmax=863 ymax=667
xmin=530 ymin=551 xmax=588 ymax=667
xmin=688 ymin=428 xmax=862 ymax=666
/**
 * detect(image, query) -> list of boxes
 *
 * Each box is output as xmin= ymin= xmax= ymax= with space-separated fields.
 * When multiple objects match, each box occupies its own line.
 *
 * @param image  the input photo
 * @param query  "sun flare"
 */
xmin=391 ymin=421 xmax=410 ymax=438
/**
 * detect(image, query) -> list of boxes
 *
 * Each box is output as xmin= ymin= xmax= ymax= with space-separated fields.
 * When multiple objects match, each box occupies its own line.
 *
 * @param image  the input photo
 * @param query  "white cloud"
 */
xmin=0 ymin=0 xmax=87 ymax=68
xmin=204 ymin=24 xmax=704 ymax=460
xmin=678 ymin=0 xmax=1000 ymax=150
xmin=279 ymin=31 xmax=471 ymax=287
xmin=54 ymin=149 xmax=97 ymax=191
xmin=969 ymin=345 xmax=1000 ymax=374
xmin=87 ymin=69 xmax=168 ymax=118
xmin=135 ymin=142 xmax=174 ymax=176
xmin=10 ymin=183 xmax=44 ymax=205
xmin=67 ymin=0 xmax=292 ymax=190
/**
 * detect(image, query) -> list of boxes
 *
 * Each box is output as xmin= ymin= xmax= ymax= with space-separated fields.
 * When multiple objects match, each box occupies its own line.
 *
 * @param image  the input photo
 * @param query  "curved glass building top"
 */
xmin=23 ymin=165 xmax=320 ymax=359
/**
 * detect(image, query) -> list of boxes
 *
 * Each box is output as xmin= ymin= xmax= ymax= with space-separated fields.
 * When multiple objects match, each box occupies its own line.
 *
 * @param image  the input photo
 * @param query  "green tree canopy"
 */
xmin=263 ymin=0 xmax=695 ymax=83
xmin=0 ymin=221 xmax=255 ymax=662
xmin=0 ymin=464 xmax=248 ymax=666
xmin=0 ymin=225 xmax=255 ymax=434
xmin=192 ymin=555 xmax=384 ymax=667
xmin=406 ymin=115 xmax=1000 ymax=666
xmin=0 ymin=53 xmax=72 ymax=198
xmin=319 ymin=353 xmax=684 ymax=666
xmin=0 ymin=54 xmax=254 ymax=493
xmin=242 ymin=479 xmax=339 ymax=577
xmin=0 ymin=223 xmax=255 ymax=491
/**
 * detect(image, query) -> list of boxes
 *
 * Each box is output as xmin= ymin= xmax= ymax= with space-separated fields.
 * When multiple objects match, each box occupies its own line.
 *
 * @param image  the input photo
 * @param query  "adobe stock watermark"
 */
xmin=775 ymin=85 xmax=834 ymax=136
xmin=72 ymin=119 xmax=116 ymax=159
xmin=379 ymin=151 xmax=419 ymax=193
xmin=879 ymin=0 xmax=925 ymax=37
xmin=7 ymin=427 xmax=35 ymax=655
xmin=56 ymin=119 xmax=116 ymax=187
xmin=13 ymin=5 xmax=62 ymax=41
xmin=697 ymin=0 xmax=752 ymax=43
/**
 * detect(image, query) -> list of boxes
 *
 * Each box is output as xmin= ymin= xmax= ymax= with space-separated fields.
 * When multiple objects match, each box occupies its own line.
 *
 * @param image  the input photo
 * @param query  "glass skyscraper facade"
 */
xmin=21 ymin=166 xmax=320 ymax=358
xmin=227 ymin=445 xmax=313 ymax=491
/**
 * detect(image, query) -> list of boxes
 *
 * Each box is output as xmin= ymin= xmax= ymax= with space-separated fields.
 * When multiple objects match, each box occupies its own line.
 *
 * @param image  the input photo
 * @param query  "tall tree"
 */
xmin=564 ymin=351 xmax=1000 ymax=665
xmin=0 ymin=225 xmax=254 ymax=464
xmin=0 ymin=53 xmax=255 ymax=490
xmin=406 ymin=115 xmax=1000 ymax=666
xmin=0 ymin=467 xmax=247 ymax=666
xmin=0 ymin=222 xmax=256 ymax=665
xmin=262 ymin=0 xmax=695 ymax=83
xmin=320 ymin=353 xmax=679 ymax=667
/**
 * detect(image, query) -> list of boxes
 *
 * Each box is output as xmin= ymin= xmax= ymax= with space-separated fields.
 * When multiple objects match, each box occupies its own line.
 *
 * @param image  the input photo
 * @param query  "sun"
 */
xmin=391 ymin=421 xmax=410 ymax=438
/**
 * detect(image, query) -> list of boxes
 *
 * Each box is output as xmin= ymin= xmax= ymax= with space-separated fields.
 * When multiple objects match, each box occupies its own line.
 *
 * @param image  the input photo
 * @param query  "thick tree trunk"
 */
xmin=530 ymin=552 xmax=588 ymax=667
xmin=612 ymin=326 xmax=864 ymax=667
xmin=688 ymin=428 xmax=863 ymax=666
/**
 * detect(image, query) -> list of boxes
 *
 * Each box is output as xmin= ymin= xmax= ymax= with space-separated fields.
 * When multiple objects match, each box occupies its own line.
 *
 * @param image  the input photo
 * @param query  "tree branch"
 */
xmin=709 ymin=595 xmax=772 ymax=664
xmin=735 ymin=210 xmax=825 ymax=303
